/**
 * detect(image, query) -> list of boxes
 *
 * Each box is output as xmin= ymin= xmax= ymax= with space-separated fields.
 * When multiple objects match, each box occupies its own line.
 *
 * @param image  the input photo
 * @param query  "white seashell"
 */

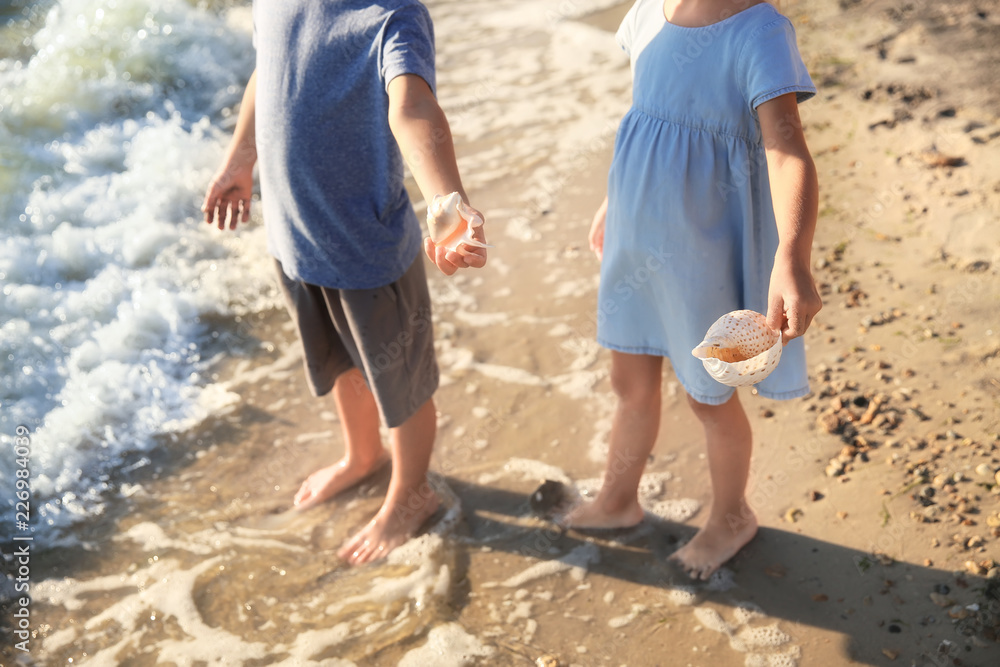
xmin=426 ymin=192 xmax=490 ymax=252
xmin=691 ymin=310 xmax=782 ymax=388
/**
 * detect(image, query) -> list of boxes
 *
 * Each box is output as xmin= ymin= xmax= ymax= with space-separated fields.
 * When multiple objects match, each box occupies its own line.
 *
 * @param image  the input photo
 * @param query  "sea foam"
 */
xmin=0 ymin=0 xmax=277 ymax=539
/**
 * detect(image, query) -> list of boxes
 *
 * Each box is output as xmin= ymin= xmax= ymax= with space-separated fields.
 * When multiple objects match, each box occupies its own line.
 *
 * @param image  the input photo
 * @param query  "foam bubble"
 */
xmin=454 ymin=310 xmax=511 ymax=327
xmin=472 ymin=361 xmax=548 ymax=387
xmin=744 ymin=646 xmax=802 ymax=667
xmin=587 ymin=416 xmax=613 ymax=462
xmin=120 ymin=521 xmax=212 ymax=555
xmin=694 ymin=607 xmax=734 ymax=635
xmin=477 ymin=457 xmax=572 ymax=486
xmin=637 ymin=472 xmax=673 ymax=499
xmin=551 ymin=369 xmax=605 ymax=398
xmin=608 ymin=603 xmax=647 ymax=628
xmin=324 ymin=534 xmax=451 ymax=618
xmin=733 ymin=603 xmax=766 ymax=625
xmin=685 ymin=598 xmax=799 ymax=664
xmin=273 ymin=624 xmax=356 ymax=666
xmin=398 ymin=623 xmax=496 ymax=667
xmin=500 ymin=543 xmax=600 ymax=588
xmin=665 ymin=586 xmax=699 ymax=607
xmin=646 ymin=498 xmax=702 ymax=523
xmin=733 ymin=624 xmax=792 ymax=651
xmin=506 ymin=601 xmax=533 ymax=624
xmin=523 ymin=618 xmax=539 ymax=642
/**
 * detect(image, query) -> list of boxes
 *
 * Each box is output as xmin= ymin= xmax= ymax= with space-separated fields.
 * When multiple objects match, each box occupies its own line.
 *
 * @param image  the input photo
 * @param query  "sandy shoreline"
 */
xmin=6 ymin=0 xmax=1000 ymax=665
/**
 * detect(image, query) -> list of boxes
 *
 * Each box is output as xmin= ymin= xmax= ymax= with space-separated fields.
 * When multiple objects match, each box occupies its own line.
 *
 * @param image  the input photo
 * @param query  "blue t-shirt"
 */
xmin=252 ymin=0 xmax=436 ymax=289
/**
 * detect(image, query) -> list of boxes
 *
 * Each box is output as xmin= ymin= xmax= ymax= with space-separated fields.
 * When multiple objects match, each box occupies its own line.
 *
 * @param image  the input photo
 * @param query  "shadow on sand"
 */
xmin=441 ymin=476 xmax=999 ymax=667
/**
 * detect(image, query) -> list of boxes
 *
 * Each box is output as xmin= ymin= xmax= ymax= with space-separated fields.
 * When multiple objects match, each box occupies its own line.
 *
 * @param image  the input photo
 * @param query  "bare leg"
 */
xmin=669 ymin=392 xmax=757 ymax=580
xmin=562 ymin=352 xmax=662 ymax=529
xmin=338 ymin=397 xmax=440 ymax=565
xmin=294 ymin=368 xmax=390 ymax=510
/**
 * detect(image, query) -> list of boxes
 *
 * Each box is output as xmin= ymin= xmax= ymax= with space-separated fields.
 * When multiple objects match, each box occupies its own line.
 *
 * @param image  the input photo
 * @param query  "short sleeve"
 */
xmin=615 ymin=0 xmax=641 ymax=56
xmin=740 ymin=18 xmax=815 ymax=111
xmin=380 ymin=3 xmax=436 ymax=95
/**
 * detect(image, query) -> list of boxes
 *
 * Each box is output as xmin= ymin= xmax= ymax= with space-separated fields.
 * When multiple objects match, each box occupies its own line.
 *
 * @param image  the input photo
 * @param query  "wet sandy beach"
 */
xmin=4 ymin=0 xmax=1000 ymax=665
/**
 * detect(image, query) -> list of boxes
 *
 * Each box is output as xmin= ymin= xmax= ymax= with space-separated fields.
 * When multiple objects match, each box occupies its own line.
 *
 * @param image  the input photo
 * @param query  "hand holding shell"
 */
xmin=426 ymin=192 xmax=491 ymax=252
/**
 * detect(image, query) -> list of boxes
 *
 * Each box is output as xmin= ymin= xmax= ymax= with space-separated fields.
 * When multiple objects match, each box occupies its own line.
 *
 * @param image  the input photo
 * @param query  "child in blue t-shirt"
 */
xmin=569 ymin=0 xmax=822 ymax=580
xmin=203 ymin=0 xmax=486 ymax=566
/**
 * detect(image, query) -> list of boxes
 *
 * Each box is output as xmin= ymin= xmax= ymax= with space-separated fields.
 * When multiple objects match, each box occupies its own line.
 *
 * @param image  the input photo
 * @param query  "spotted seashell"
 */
xmin=691 ymin=310 xmax=782 ymax=388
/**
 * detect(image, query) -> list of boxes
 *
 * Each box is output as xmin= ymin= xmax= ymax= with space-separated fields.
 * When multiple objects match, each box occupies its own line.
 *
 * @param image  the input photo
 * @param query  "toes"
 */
xmin=294 ymin=484 xmax=320 ymax=510
xmin=687 ymin=560 xmax=717 ymax=581
xmin=365 ymin=544 xmax=385 ymax=563
xmin=337 ymin=534 xmax=366 ymax=561
xmin=338 ymin=519 xmax=387 ymax=565
xmin=667 ymin=547 xmax=709 ymax=580
xmin=354 ymin=542 xmax=388 ymax=565
xmin=349 ymin=541 xmax=373 ymax=565
xmin=349 ymin=538 xmax=392 ymax=565
xmin=342 ymin=542 xmax=367 ymax=564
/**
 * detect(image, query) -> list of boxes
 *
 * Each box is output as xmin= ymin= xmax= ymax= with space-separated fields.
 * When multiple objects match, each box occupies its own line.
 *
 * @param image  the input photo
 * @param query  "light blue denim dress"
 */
xmin=597 ymin=1 xmax=816 ymax=405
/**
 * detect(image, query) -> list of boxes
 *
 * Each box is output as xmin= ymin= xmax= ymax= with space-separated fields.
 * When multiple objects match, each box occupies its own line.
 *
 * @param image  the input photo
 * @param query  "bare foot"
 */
xmin=337 ymin=482 xmax=441 ymax=565
xmin=558 ymin=496 xmax=645 ymax=530
xmin=668 ymin=509 xmax=758 ymax=580
xmin=293 ymin=450 xmax=391 ymax=511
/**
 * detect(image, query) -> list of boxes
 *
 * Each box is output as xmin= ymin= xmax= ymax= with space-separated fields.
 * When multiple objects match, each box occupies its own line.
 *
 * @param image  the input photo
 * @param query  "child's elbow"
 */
xmin=799 ymin=151 xmax=818 ymax=189
xmin=770 ymin=147 xmax=816 ymax=181
xmin=389 ymin=95 xmax=439 ymax=132
xmin=387 ymin=75 xmax=438 ymax=117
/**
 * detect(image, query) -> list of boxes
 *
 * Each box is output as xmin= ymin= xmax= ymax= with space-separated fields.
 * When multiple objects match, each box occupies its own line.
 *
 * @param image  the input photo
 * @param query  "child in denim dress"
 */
xmin=575 ymin=0 xmax=822 ymax=580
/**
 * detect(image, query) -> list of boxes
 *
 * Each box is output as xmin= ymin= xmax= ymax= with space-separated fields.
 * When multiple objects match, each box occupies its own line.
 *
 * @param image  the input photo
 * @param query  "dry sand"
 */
xmin=9 ymin=0 xmax=1000 ymax=665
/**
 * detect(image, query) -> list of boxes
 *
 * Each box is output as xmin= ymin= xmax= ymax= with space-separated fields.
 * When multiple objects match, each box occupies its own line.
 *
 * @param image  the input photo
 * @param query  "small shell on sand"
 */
xmin=691 ymin=310 xmax=782 ymax=388
xmin=426 ymin=192 xmax=490 ymax=252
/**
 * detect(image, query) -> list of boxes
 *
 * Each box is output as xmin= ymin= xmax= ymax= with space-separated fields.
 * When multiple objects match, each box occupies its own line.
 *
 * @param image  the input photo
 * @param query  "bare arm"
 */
xmin=387 ymin=73 xmax=486 ymax=274
xmin=202 ymin=70 xmax=257 ymax=230
xmin=758 ymin=93 xmax=822 ymax=342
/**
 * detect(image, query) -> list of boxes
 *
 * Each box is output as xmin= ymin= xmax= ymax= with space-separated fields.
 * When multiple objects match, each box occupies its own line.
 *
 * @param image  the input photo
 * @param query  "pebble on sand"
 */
xmin=784 ymin=508 xmax=804 ymax=523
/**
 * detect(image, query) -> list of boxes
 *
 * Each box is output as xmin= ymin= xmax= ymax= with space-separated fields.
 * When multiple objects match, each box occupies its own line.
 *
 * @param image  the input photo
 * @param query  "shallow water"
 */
xmin=0 ymin=0 xmax=277 ymax=538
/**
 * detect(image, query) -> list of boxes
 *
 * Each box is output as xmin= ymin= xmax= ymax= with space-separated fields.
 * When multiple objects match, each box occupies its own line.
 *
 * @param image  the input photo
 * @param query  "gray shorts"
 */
xmin=274 ymin=256 xmax=439 ymax=428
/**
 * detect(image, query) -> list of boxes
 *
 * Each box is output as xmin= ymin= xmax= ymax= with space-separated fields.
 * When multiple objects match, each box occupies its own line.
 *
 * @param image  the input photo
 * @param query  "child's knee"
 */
xmin=610 ymin=365 xmax=660 ymax=406
xmin=686 ymin=393 xmax=732 ymax=421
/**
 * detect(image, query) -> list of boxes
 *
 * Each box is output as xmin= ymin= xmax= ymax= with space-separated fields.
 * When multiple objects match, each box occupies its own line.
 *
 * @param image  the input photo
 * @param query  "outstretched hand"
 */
xmin=765 ymin=254 xmax=822 ymax=344
xmin=423 ymin=207 xmax=488 ymax=275
xmin=202 ymin=165 xmax=253 ymax=231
